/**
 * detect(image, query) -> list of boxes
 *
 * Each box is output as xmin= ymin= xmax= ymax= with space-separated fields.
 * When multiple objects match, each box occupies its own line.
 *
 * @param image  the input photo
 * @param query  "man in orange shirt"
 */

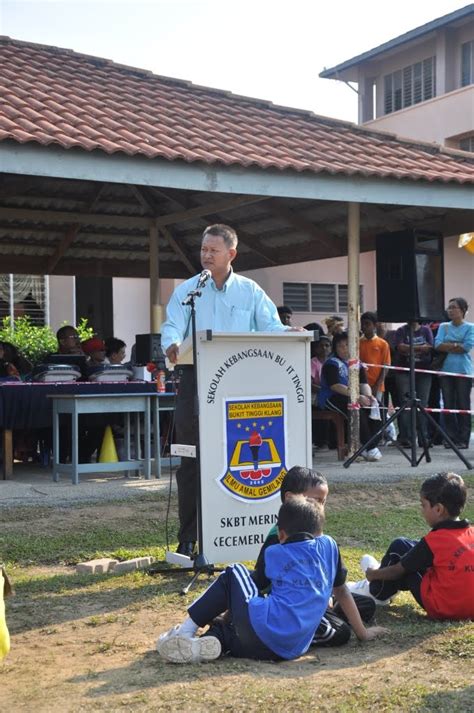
xmin=359 ymin=312 xmax=391 ymax=400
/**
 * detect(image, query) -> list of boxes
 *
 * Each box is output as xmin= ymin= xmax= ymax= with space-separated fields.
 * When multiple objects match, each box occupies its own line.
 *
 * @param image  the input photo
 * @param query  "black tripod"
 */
xmin=344 ymin=323 xmax=472 ymax=470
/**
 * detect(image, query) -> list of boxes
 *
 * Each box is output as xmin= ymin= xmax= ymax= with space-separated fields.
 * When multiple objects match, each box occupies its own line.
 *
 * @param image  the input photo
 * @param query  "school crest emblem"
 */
xmin=217 ymin=397 xmax=287 ymax=502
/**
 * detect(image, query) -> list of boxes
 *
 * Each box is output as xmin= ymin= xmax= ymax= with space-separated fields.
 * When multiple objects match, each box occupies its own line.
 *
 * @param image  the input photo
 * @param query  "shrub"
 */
xmin=0 ymin=316 xmax=95 ymax=366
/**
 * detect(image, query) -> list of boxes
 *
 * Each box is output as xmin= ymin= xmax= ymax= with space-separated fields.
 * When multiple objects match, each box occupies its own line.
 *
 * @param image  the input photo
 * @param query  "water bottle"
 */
xmin=156 ymin=370 xmax=166 ymax=393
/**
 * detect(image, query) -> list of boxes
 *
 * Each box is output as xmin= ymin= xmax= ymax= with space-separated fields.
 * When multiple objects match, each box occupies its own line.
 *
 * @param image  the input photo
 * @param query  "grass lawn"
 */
xmin=1 ymin=475 xmax=473 ymax=712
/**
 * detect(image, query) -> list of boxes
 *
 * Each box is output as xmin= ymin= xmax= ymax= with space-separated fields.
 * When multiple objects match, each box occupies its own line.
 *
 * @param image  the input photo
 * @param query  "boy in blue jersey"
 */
xmin=254 ymin=466 xmax=377 ymax=646
xmin=157 ymin=497 xmax=387 ymax=663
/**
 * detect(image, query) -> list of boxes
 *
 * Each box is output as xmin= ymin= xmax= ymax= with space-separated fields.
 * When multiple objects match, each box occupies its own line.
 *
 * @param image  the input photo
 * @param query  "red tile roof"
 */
xmin=1 ymin=36 xmax=473 ymax=184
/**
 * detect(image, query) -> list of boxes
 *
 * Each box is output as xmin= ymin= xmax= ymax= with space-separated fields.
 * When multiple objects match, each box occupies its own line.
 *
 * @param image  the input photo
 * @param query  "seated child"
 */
xmin=105 ymin=337 xmax=127 ymax=365
xmin=157 ymin=496 xmax=387 ymax=664
xmin=348 ymin=472 xmax=474 ymax=620
xmin=254 ymin=466 xmax=377 ymax=646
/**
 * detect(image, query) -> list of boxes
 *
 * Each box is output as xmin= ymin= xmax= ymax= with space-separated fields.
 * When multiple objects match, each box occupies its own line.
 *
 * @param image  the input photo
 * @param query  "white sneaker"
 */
xmin=360 ymin=554 xmax=380 ymax=574
xmin=365 ymin=447 xmax=382 ymax=461
xmin=346 ymin=578 xmax=391 ymax=606
xmin=157 ymin=624 xmax=183 ymax=647
xmin=157 ymin=633 xmax=222 ymax=663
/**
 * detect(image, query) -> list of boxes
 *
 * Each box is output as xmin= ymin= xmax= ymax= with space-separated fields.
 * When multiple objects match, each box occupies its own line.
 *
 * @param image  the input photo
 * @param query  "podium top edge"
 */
xmin=196 ymin=331 xmax=314 ymax=340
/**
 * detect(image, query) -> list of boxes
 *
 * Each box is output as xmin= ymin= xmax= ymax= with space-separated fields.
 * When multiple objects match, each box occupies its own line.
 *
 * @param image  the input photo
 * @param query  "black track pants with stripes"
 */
xmin=312 ymin=593 xmax=376 ymax=647
xmin=188 ymin=563 xmax=281 ymax=660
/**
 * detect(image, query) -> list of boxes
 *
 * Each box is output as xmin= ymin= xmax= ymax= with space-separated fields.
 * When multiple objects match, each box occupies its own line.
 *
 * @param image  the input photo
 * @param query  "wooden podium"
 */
xmin=176 ymin=330 xmax=313 ymax=564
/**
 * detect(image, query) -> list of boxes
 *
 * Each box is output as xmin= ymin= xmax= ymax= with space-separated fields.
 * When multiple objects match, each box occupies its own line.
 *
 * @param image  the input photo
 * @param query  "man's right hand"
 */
xmin=166 ymin=344 xmax=180 ymax=364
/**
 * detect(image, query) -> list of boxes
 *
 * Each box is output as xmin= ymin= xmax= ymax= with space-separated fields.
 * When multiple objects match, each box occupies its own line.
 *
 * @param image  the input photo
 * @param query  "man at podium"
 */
xmin=161 ymin=223 xmax=289 ymax=557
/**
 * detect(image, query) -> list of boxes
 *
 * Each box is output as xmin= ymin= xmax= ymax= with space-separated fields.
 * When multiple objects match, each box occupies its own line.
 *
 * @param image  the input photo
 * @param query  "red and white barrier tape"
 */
xmin=424 ymin=407 xmax=473 ymax=415
xmin=362 ymin=362 xmax=473 ymax=380
xmin=349 ymin=404 xmax=474 ymax=415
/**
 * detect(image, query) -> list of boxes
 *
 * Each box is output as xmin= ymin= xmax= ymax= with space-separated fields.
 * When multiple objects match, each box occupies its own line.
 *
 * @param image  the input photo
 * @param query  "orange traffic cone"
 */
xmin=99 ymin=426 xmax=119 ymax=463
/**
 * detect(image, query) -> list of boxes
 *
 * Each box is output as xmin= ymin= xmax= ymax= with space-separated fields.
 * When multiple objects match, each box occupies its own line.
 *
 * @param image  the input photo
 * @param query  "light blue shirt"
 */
xmin=161 ymin=270 xmax=286 ymax=351
xmin=434 ymin=321 xmax=474 ymax=376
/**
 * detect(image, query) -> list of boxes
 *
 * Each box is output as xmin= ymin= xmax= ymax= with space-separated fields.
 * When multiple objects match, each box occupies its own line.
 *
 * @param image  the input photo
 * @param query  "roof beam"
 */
xmin=130 ymin=185 xmax=199 ymax=274
xmin=159 ymin=225 xmax=198 ymax=275
xmin=361 ymin=204 xmax=408 ymax=232
xmin=152 ymin=195 xmax=269 ymax=227
xmin=46 ymin=184 xmax=108 ymax=273
xmin=0 ymin=206 xmax=152 ymax=229
xmin=0 ymin=227 xmax=149 ymax=243
xmin=154 ymin=187 xmax=277 ymax=266
xmin=269 ymin=199 xmax=343 ymax=256
xmin=46 ymin=226 xmax=79 ymax=273
xmin=0 ymin=254 xmax=186 ymax=279
xmin=3 ymin=145 xmax=473 ymax=211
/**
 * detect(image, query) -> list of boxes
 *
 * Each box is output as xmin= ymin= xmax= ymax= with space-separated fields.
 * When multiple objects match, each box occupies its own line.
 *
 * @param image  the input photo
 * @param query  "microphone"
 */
xmin=197 ymin=269 xmax=212 ymax=289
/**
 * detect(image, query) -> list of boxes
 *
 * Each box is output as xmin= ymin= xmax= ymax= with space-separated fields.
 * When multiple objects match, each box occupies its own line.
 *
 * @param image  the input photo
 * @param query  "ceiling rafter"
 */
xmin=267 ymin=200 xmax=342 ymax=257
xmin=154 ymin=188 xmax=277 ymax=267
xmin=47 ymin=183 xmax=108 ymax=273
xmin=129 ymin=185 xmax=199 ymax=275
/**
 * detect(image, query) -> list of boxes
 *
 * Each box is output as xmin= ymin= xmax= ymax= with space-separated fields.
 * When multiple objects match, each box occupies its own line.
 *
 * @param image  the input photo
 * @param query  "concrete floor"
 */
xmin=1 ymin=440 xmax=472 ymax=508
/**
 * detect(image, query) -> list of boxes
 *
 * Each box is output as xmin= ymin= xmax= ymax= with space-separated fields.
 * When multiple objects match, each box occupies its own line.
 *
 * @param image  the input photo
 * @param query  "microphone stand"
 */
xmin=178 ymin=281 xmax=220 ymax=595
xmin=147 ymin=276 xmax=223 ymax=590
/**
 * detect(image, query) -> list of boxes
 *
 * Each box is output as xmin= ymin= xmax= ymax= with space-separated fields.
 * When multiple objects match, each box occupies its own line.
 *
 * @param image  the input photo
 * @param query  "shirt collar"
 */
xmin=211 ymin=267 xmax=235 ymax=292
xmin=283 ymin=532 xmax=316 ymax=543
xmin=431 ymin=518 xmax=470 ymax=531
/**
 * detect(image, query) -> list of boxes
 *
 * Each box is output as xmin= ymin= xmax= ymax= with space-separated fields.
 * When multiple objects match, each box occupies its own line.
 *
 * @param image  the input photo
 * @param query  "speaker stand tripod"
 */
xmin=344 ymin=324 xmax=472 ymax=470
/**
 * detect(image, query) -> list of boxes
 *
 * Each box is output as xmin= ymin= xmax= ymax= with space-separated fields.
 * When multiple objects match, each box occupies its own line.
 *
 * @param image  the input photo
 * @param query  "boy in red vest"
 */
xmin=349 ymin=472 xmax=474 ymax=620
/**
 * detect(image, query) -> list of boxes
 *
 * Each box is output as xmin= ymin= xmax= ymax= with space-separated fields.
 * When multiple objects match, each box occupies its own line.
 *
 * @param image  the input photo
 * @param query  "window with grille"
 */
xmin=384 ymin=56 xmax=436 ymax=114
xmin=461 ymin=40 xmax=474 ymax=87
xmin=0 ymin=274 xmax=49 ymax=326
xmin=459 ymin=135 xmax=474 ymax=152
xmin=283 ymin=282 xmax=363 ymax=313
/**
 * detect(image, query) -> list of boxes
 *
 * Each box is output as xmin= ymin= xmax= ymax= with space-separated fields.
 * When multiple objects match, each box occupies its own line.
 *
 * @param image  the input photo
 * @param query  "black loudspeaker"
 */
xmin=135 ymin=333 xmax=165 ymax=366
xmin=376 ymin=230 xmax=445 ymax=322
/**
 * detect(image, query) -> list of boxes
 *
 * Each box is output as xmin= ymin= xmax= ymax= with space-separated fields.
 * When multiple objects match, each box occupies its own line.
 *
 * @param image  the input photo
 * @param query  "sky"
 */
xmin=0 ymin=0 xmax=469 ymax=122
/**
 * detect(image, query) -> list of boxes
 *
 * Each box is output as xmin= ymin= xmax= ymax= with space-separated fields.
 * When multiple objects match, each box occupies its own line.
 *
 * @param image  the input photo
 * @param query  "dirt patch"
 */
xmin=2 ymin=484 xmax=473 ymax=711
xmin=2 ymin=572 xmax=473 ymax=712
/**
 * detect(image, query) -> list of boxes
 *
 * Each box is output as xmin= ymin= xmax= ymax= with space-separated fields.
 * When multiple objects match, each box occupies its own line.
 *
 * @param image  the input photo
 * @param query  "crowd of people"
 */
xmin=55 ymin=325 xmax=128 ymax=368
xmin=0 ymin=328 xmax=129 ymax=382
xmin=1 ymin=221 xmax=473 ymax=668
xmin=274 ymin=299 xmax=473 ymax=460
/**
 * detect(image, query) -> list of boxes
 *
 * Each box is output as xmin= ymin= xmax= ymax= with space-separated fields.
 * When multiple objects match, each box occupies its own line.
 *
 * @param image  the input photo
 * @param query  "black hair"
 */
xmin=202 ymin=223 xmax=238 ymax=249
xmin=304 ymin=321 xmax=326 ymax=335
xmin=56 ymin=325 xmax=77 ymax=341
xmin=277 ymin=496 xmax=324 ymax=537
xmin=105 ymin=337 xmax=126 ymax=358
xmin=331 ymin=330 xmax=348 ymax=353
xmin=278 ymin=305 xmax=293 ymax=316
xmin=449 ymin=297 xmax=468 ymax=317
xmin=280 ymin=466 xmax=327 ymax=503
xmin=0 ymin=341 xmax=20 ymax=364
xmin=420 ymin=472 xmax=467 ymax=518
xmin=361 ymin=311 xmax=377 ymax=325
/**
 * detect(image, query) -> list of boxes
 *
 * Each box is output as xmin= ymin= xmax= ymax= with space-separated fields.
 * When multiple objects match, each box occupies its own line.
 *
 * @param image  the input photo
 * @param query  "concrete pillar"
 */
xmin=347 ymin=202 xmax=360 ymax=455
xmin=149 ymin=222 xmax=162 ymax=332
